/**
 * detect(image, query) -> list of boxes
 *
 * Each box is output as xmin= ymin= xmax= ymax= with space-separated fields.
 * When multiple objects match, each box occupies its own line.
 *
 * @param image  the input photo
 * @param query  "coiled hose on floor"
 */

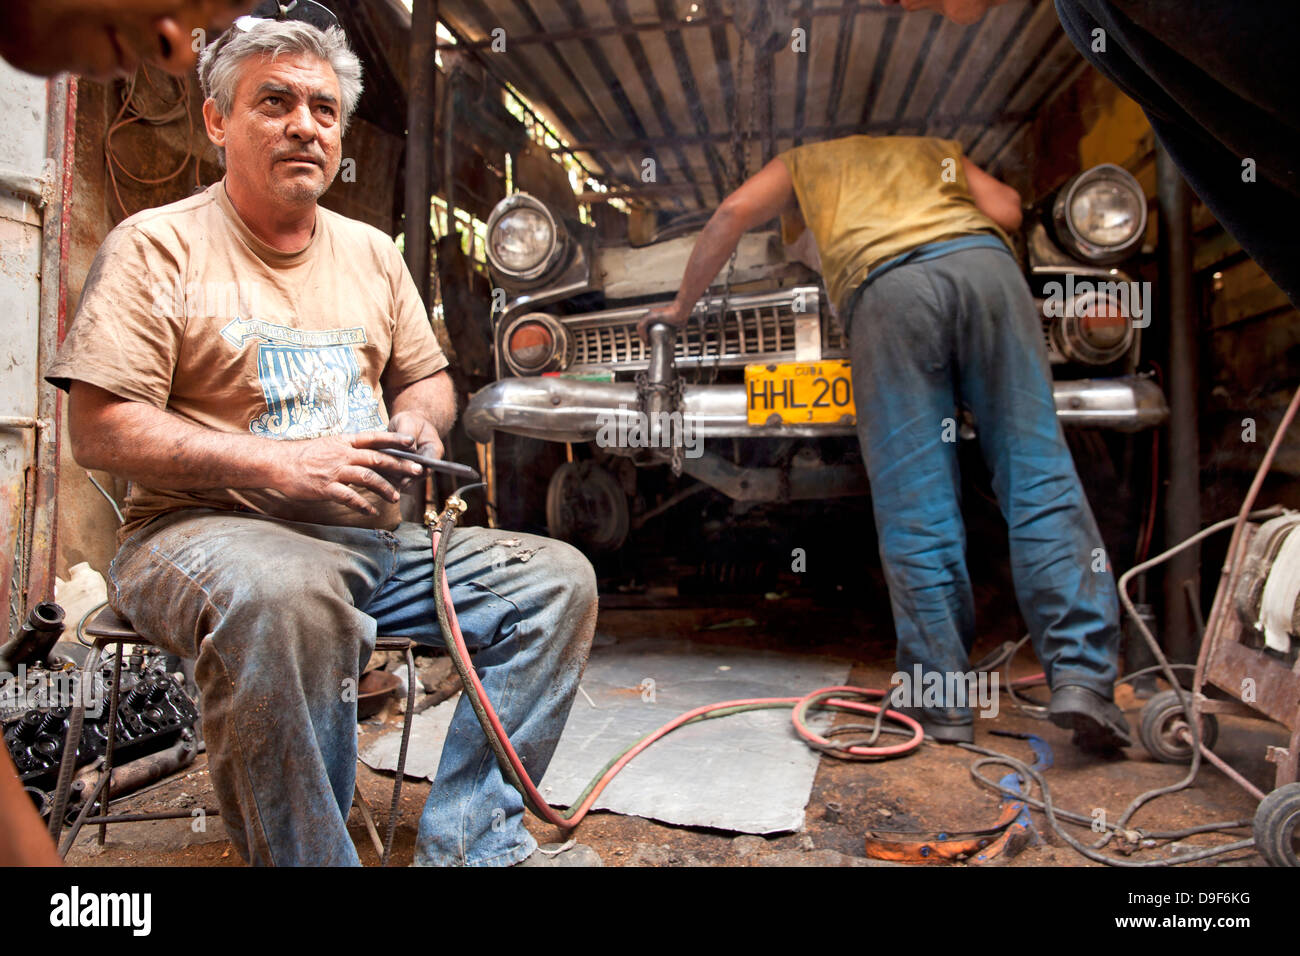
xmin=427 ymin=491 xmax=924 ymax=831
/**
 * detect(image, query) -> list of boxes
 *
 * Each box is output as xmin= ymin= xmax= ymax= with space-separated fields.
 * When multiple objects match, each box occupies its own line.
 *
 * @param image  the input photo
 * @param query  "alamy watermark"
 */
xmin=151 ymin=278 xmax=260 ymax=320
xmin=0 ymin=664 xmax=103 ymax=718
xmin=1041 ymin=274 xmax=1151 ymax=328
xmin=888 ymin=664 xmax=999 ymax=719
xmin=595 ymin=406 xmax=702 ymax=459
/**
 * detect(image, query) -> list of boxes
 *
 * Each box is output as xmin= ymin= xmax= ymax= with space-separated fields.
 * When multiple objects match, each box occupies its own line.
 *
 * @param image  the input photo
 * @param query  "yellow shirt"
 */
xmin=778 ymin=136 xmax=1012 ymax=313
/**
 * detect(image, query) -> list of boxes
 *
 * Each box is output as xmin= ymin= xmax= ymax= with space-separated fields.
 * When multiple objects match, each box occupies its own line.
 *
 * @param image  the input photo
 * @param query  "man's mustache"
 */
xmin=274 ymin=150 xmax=326 ymax=166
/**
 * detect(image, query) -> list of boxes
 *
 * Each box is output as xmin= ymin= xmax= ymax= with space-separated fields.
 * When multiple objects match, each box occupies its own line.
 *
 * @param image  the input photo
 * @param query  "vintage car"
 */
xmin=464 ymin=162 xmax=1169 ymax=557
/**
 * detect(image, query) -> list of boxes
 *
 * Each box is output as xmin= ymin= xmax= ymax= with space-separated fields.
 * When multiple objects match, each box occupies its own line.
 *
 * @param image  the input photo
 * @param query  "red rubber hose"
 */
xmin=432 ymin=525 xmax=925 ymax=830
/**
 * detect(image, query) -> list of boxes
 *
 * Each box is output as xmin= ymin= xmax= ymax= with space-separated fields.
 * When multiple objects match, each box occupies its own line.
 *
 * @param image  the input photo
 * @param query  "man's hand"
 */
xmin=386 ymin=410 xmax=446 ymax=490
xmin=636 ymin=302 xmax=691 ymax=343
xmin=269 ymin=430 xmax=423 ymax=517
xmin=639 ymin=158 xmax=798 ymax=343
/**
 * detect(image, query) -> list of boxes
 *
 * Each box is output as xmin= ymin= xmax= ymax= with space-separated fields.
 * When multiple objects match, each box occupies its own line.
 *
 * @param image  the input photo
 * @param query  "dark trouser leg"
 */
xmin=941 ymin=249 xmax=1121 ymax=697
xmin=108 ymin=511 xmax=391 ymax=866
xmin=364 ymin=525 xmax=598 ymax=867
xmin=849 ymin=264 xmax=975 ymax=726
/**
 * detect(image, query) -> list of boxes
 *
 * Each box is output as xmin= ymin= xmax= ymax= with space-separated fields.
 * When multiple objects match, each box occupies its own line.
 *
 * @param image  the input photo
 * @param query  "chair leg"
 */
xmin=47 ymin=640 xmax=106 ymax=847
xmin=352 ymin=783 xmax=385 ymax=860
xmin=97 ymin=642 xmax=124 ymax=846
xmin=382 ymin=643 xmax=417 ymax=866
xmin=58 ymin=770 xmax=110 ymax=857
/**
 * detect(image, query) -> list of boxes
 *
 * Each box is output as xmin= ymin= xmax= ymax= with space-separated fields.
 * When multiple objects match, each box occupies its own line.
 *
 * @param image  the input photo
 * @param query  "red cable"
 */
xmin=433 ymin=528 xmax=925 ymax=829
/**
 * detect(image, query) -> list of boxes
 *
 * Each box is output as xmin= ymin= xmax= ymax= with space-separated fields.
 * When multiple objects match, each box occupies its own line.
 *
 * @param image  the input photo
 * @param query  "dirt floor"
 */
xmin=57 ymin=589 xmax=1287 ymax=869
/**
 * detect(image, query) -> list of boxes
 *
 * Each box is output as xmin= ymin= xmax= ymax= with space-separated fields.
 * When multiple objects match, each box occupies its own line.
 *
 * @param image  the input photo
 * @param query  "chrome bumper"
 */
xmin=464 ymin=374 xmax=1169 ymax=444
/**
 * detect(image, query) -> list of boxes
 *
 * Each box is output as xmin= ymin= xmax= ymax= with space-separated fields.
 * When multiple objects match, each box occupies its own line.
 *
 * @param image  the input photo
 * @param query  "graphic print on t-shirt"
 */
xmin=222 ymin=319 xmax=383 ymax=439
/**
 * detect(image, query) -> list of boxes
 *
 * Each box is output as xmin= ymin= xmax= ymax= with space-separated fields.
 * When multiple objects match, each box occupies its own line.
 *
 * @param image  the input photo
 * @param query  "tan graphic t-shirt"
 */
xmin=47 ymin=181 xmax=449 ymax=540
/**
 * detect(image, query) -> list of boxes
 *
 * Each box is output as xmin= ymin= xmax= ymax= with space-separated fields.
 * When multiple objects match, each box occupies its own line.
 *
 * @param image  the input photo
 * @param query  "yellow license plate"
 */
xmin=744 ymin=360 xmax=856 ymax=426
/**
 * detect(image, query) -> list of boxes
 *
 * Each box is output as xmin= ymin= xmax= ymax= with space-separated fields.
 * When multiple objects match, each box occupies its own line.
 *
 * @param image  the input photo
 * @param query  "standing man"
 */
xmin=46 ymin=10 xmax=599 ymax=866
xmin=643 ymin=136 xmax=1130 ymax=750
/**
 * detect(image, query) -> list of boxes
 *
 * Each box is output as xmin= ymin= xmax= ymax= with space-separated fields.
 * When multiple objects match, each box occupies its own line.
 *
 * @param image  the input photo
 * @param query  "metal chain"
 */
xmin=634 ymin=371 xmax=687 ymax=476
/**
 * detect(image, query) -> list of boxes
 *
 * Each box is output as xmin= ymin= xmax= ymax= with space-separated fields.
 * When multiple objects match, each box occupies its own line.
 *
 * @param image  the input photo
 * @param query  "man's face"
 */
xmin=877 ymin=0 xmax=1007 ymax=26
xmin=205 ymin=51 xmax=343 ymax=208
xmin=0 ymin=1 xmax=250 ymax=79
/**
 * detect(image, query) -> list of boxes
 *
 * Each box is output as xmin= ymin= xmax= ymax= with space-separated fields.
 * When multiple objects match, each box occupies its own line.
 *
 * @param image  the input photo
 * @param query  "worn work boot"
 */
xmin=515 ymin=842 xmax=603 ymax=867
xmin=1049 ymin=685 xmax=1132 ymax=753
xmin=896 ymin=707 xmax=974 ymax=744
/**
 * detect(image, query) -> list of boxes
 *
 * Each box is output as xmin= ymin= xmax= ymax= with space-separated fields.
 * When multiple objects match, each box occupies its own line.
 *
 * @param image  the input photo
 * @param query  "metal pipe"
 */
xmin=0 ymin=416 xmax=51 ymax=431
xmin=99 ymin=736 xmax=197 ymax=800
xmin=28 ymin=75 xmax=76 ymax=624
xmin=442 ymin=60 xmax=456 ymax=248
xmin=644 ymin=323 xmax=679 ymax=451
xmin=0 ymin=601 xmax=65 ymax=667
xmin=403 ymin=0 xmax=437 ymax=305
xmin=1176 ymin=726 xmax=1266 ymax=802
xmin=1157 ymin=144 xmax=1200 ymax=667
xmin=0 ymin=166 xmax=47 ymax=205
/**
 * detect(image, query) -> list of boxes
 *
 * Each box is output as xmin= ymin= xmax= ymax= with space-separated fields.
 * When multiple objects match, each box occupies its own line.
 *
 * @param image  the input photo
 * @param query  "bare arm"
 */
xmin=67 ymin=381 xmax=424 ymax=518
xmin=963 ymin=157 xmax=1023 ymax=233
xmin=638 ymin=158 xmax=799 ymax=339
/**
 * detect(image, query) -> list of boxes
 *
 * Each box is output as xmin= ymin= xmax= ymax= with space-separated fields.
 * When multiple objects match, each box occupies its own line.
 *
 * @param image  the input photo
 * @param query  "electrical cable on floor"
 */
xmin=424 ymin=484 xmax=1285 ymax=864
xmin=429 ymin=489 xmax=924 ymax=831
xmin=958 ymin=740 xmax=1256 ymax=866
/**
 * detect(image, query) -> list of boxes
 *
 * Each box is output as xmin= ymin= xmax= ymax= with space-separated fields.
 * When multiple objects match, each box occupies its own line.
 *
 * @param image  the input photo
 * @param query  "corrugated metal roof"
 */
xmin=435 ymin=0 xmax=1086 ymax=210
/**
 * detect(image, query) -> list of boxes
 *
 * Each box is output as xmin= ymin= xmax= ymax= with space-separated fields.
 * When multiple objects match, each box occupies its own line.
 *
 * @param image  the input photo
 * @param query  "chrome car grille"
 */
xmin=564 ymin=286 xmax=847 ymax=372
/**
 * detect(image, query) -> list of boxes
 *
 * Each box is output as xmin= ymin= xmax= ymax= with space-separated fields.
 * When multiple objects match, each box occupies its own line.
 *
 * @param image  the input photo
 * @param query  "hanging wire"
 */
xmin=105 ymin=63 xmax=202 ymax=222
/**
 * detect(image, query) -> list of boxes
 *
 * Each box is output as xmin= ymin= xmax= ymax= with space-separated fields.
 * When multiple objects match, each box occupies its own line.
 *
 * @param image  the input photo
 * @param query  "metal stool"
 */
xmin=47 ymin=606 xmax=417 ymax=865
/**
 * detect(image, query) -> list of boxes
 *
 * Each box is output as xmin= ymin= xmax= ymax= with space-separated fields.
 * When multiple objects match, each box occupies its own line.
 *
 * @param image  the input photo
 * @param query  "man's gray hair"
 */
xmin=199 ymin=19 xmax=363 ymax=140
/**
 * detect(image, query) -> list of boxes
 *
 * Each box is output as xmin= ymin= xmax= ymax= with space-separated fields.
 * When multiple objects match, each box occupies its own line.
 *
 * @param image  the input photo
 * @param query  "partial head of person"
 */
xmin=876 ymin=0 xmax=1009 ymax=25
xmin=198 ymin=2 xmax=361 ymax=212
xmin=0 ymin=0 xmax=254 ymax=79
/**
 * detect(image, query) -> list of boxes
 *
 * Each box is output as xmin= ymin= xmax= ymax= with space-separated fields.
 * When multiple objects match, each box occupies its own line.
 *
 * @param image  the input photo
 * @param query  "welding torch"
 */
xmin=379 ymin=448 xmax=480 ymax=484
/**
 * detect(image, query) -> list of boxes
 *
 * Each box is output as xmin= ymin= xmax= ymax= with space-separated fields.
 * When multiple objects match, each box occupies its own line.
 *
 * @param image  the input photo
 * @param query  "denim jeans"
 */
xmin=107 ymin=510 xmax=598 ymax=866
xmin=848 ymin=246 xmax=1121 ymax=725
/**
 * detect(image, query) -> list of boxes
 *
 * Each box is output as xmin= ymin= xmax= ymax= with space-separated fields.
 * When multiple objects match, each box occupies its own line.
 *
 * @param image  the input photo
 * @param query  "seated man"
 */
xmin=46 ymin=12 xmax=598 ymax=866
xmin=642 ymin=136 xmax=1130 ymax=750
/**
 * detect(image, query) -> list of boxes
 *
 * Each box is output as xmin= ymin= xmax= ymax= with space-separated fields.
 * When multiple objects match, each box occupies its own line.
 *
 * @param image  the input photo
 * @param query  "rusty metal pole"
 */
xmin=1157 ymin=144 xmax=1199 ymax=667
xmin=27 ymin=75 xmax=77 ymax=619
xmin=401 ymin=0 xmax=437 ymax=525
xmin=404 ymin=0 xmax=437 ymax=305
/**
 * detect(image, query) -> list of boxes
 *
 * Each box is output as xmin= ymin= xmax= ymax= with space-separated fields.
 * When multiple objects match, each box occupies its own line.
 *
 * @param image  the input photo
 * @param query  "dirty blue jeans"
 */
xmin=107 ymin=511 xmax=598 ymax=866
xmin=848 ymin=245 xmax=1121 ymax=727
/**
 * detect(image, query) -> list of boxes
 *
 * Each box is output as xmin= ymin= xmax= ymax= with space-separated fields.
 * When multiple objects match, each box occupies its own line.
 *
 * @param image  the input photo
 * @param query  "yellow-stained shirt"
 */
xmin=778 ymin=136 xmax=1013 ymax=313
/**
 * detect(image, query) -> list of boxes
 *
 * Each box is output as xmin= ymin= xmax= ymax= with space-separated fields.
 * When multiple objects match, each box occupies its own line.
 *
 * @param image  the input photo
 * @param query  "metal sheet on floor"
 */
xmin=540 ymin=638 xmax=850 ymax=834
xmin=362 ymin=636 xmax=851 ymax=834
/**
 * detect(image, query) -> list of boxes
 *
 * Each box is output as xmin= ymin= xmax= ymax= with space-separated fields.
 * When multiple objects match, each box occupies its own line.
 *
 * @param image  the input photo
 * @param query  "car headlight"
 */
xmin=1050 ymin=289 xmax=1134 ymax=365
xmin=486 ymin=193 xmax=566 ymax=282
xmin=1052 ymin=164 xmax=1147 ymax=264
xmin=501 ymin=313 xmax=571 ymax=375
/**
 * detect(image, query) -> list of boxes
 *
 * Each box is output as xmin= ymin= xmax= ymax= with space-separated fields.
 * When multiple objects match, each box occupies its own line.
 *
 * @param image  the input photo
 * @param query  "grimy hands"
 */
xmin=271 ymin=431 xmax=424 ymax=517
xmin=636 ymin=302 xmax=689 ymax=343
xmin=386 ymin=410 xmax=446 ymax=490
